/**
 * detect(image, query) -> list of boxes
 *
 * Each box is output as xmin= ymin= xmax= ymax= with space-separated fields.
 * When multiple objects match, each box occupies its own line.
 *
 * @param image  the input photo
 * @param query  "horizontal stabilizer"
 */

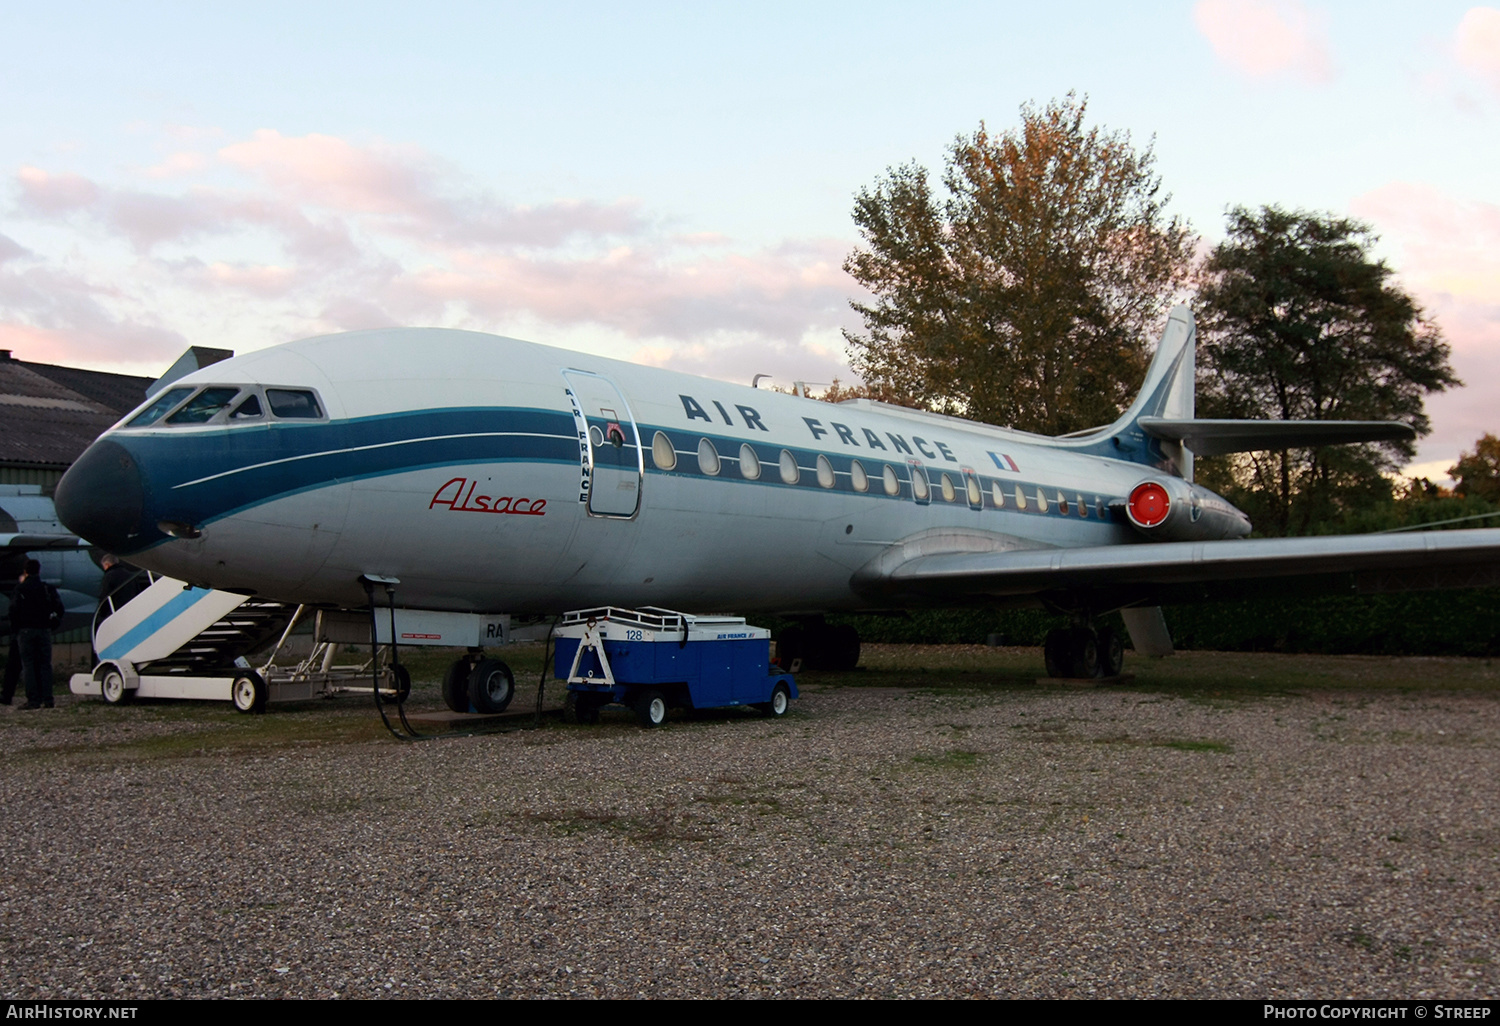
xmin=1137 ymin=418 xmax=1415 ymax=456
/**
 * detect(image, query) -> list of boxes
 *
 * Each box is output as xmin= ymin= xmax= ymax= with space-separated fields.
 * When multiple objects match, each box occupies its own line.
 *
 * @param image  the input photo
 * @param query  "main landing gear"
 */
xmin=441 ymin=653 xmax=516 ymax=714
xmin=775 ymin=619 xmax=860 ymax=672
xmin=1043 ymin=623 xmax=1125 ymax=680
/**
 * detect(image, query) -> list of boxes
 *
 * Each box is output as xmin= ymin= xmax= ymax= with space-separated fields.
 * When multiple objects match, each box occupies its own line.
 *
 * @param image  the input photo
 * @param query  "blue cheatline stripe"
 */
xmin=99 ymin=586 xmax=221 ymax=662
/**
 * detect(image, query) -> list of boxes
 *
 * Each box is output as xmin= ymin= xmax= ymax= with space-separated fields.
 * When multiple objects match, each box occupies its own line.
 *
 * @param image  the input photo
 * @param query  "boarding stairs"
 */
xmin=74 ymin=571 xmax=410 ymax=710
xmin=92 ymin=571 xmax=295 ymax=673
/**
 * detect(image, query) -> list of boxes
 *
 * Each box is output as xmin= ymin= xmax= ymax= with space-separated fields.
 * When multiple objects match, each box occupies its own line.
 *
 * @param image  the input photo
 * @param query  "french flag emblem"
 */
xmin=988 ymin=451 xmax=1019 ymax=472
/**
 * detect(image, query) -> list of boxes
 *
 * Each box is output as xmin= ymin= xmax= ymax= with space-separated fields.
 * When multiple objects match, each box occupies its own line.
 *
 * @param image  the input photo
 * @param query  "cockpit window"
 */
xmin=127 ymin=387 xmax=193 ymax=427
xmin=266 ymin=389 xmax=323 ymax=419
xmin=230 ymin=394 xmax=262 ymax=419
xmin=167 ymin=387 xmax=243 ymax=424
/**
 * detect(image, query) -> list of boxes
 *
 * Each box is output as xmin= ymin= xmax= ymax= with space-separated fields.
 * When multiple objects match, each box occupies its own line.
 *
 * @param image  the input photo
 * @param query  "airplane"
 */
xmin=50 ymin=305 xmax=1500 ymax=689
xmin=0 ymin=485 xmax=101 ymax=634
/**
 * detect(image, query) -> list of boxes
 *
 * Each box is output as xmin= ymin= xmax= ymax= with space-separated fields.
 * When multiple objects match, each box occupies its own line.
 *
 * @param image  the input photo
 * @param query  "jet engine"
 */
xmin=1120 ymin=477 xmax=1252 ymax=542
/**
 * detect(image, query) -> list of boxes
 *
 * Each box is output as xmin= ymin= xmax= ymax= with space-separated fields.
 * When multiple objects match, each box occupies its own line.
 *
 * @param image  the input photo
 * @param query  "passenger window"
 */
xmin=1036 ymin=489 xmax=1049 ymax=512
xmin=167 ymin=387 xmax=242 ymax=424
xmin=652 ymin=431 xmax=677 ymax=471
xmin=266 ymin=388 xmax=323 ymax=419
xmin=778 ymin=449 xmax=800 ymax=485
xmin=850 ymin=460 xmax=869 ymax=493
xmin=1057 ymin=492 xmax=1070 ymax=515
xmin=1077 ymin=493 xmax=1088 ymax=517
xmin=698 ymin=437 xmax=720 ymax=476
xmin=940 ymin=474 xmax=956 ymax=503
xmin=816 ymin=455 xmax=836 ymax=489
xmin=910 ymin=465 xmax=930 ymax=502
xmin=992 ymin=481 xmax=1005 ymax=508
xmin=882 ymin=464 xmax=900 ymax=496
xmin=966 ymin=474 xmax=982 ymax=508
xmin=230 ymin=394 xmax=263 ymax=419
xmin=126 ymin=387 xmax=193 ymax=427
xmin=1014 ymin=484 xmax=1027 ymax=510
xmin=739 ymin=443 xmax=761 ymax=480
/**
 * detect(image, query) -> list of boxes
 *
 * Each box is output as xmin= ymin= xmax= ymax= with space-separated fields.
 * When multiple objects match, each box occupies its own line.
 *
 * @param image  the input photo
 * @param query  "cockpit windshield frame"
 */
xmin=118 ymin=384 xmax=328 ymax=430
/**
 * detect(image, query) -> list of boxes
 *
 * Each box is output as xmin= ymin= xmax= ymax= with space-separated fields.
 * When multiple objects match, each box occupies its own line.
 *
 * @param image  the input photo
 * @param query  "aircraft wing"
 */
xmin=1137 ymin=418 xmax=1415 ymax=456
xmin=0 ymin=533 xmax=88 ymax=550
xmin=853 ymin=528 xmax=1500 ymax=608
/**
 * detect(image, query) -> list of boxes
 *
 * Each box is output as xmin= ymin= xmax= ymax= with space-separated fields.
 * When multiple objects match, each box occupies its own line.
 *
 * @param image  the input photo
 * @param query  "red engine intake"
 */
xmin=1127 ymin=481 xmax=1171 ymax=528
xmin=1120 ymin=477 xmax=1252 ymax=541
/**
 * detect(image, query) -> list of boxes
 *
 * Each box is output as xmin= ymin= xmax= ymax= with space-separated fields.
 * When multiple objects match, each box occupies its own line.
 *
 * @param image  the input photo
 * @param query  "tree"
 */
xmin=842 ymin=94 xmax=1195 ymax=436
xmin=1451 ymin=434 xmax=1500 ymax=504
xmin=1195 ymin=207 xmax=1460 ymax=536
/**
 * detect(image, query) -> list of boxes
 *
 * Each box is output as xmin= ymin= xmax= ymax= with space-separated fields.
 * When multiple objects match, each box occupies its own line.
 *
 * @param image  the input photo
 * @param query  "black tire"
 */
xmin=1070 ymin=627 xmax=1100 ymax=679
xmin=634 ymin=689 xmax=667 ymax=728
xmin=1043 ymin=629 xmax=1069 ymax=678
xmin=387 ymin=663 xmax=412 ymax=703
xmin=468 ymin=659 xmax=515 ymax=714
xmin=829 ymin=625 xmax=860 ymax=671
xmin=441 ymin=658 xmax=471 ymax=713
xmin=231 ymin=672 xmax=268 ymax=714
xmin=775 ymin=626 xmax=806 ymax=671
xmin=565 ymin=690 xmax=603 ymax=725
xmin=1098 ymin=626 xmax=1125 ymax=678
xmin=759 ymin=681 xmax=791 ymax=717
xmin=99 ymin=666 xmax=131 ymax=706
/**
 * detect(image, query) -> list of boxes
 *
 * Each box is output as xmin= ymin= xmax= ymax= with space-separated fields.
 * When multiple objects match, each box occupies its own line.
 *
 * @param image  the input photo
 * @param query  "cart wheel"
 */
xmin=441 ymin=658 xmax=471 ymax=713
xmin=563 ymin=690 xmax=582 ymax=724
xmin=564 ymin=690 xmax=601 ymax=725
xmin=468 ymin=659 xmax=515 ymax=714
xmin=387 ymin=663 xmax=412 ymax=703
xmin=635 ymin=689 xmax=667 ymax=728
xmin=759 ymin=681 xmax=791 ymax=717
xmin=231 ymin=672 xmax=268 ymax=714
xmin=100 ymin=667 xmax=131 ymax=706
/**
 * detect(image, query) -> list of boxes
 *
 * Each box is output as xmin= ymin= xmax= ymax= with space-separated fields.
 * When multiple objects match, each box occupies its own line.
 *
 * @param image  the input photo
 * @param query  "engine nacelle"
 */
xmin=1122 ymin=477 xmax=1252 ymax=541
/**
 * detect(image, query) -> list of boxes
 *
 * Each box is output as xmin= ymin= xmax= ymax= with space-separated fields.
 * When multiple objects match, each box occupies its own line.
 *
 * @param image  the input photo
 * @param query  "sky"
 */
xmin=2 ymin=1 xmax=1497 ymax=480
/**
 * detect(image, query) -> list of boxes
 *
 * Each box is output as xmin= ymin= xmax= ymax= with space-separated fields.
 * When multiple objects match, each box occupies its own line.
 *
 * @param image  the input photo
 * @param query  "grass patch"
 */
xmin=912 ymin=749 xmax=981 ymax=769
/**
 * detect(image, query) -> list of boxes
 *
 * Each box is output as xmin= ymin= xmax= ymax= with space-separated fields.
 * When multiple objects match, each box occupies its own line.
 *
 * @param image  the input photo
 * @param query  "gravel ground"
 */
xmin=1 ymin=659 xmax=1497 ymax=999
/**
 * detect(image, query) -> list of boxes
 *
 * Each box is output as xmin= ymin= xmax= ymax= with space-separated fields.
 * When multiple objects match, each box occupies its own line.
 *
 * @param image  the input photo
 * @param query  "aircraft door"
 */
xmin=562 ymin=370 xmax=643 ymax=519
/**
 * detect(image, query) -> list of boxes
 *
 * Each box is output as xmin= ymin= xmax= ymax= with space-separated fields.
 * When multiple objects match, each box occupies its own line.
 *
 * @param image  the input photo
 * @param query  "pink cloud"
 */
xmin=4 ymin=127 xmax=865 ymax=381
xmin=1193 ymin=0 xmax=1334 ymax=83
xmin=0 ymin=234 xmax=29 ymax=265
xmin=15 ymin=166 xmax=101 ymax=214
xmin=1350 ymin=182 xmax=1500 ymax=464
xmin=1455 ymin=7 xmax=1500 ymax=90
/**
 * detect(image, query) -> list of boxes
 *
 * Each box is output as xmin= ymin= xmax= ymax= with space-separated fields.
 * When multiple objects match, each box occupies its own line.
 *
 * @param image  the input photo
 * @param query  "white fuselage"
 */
xmin=65 ymin=328 xmax=1226 ymax=615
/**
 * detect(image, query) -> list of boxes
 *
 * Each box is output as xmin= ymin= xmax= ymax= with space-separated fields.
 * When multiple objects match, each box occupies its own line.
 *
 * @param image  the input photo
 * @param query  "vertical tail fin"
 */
xmin=1109 ymin=305 xmax=1197 ymax=479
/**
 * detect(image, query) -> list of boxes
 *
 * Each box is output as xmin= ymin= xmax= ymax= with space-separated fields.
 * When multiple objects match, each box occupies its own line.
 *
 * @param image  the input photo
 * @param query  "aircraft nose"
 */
xmin=54 ymin=439 xmax=148 ymax=553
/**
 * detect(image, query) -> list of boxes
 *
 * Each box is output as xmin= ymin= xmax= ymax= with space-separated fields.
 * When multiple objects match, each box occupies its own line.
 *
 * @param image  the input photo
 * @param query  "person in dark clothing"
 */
xmin=0 ymin=636 xmax=18 ymax=705
xmin=12 ymin=559 xmax=64 ymax=710
xmin=99 ymin=554 xmax=144 ymax=611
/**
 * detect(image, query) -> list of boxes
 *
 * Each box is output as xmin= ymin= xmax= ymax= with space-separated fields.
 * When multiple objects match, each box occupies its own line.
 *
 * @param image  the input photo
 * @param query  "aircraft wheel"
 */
xmin=231 ymin=672 xmax=268 ymax=714
xmin=635 ymin=689 xmax=668 ymax=728
xmin=468 ymin=659 xmax=515 ymax=714
xmin=1043 ymin=629 xmax=1070 ymax=678
xmin=758 ymin=681 xmax=791 ymax=717
xmin=441 ymin=659 xmax=471 ymax=713
xmin=829 ymin=625 xmax=860 ymax=671
xmin=1069 ymin=627 xmax=1101 ymax=679
xmin=100 ymin=667 xmax=131 ymax=705
xmin=1098 ymin=626 xmax=1125 ymax=678
xmin=387 ymin=663 xmax=412 ymax=703
xmin=775 ymin=626 xmax=806 ymax=671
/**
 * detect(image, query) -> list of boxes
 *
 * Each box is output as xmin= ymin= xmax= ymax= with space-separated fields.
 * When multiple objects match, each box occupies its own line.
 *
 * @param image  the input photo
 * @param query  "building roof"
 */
xmin=0 ymin=350 xmax=155 ymax=469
